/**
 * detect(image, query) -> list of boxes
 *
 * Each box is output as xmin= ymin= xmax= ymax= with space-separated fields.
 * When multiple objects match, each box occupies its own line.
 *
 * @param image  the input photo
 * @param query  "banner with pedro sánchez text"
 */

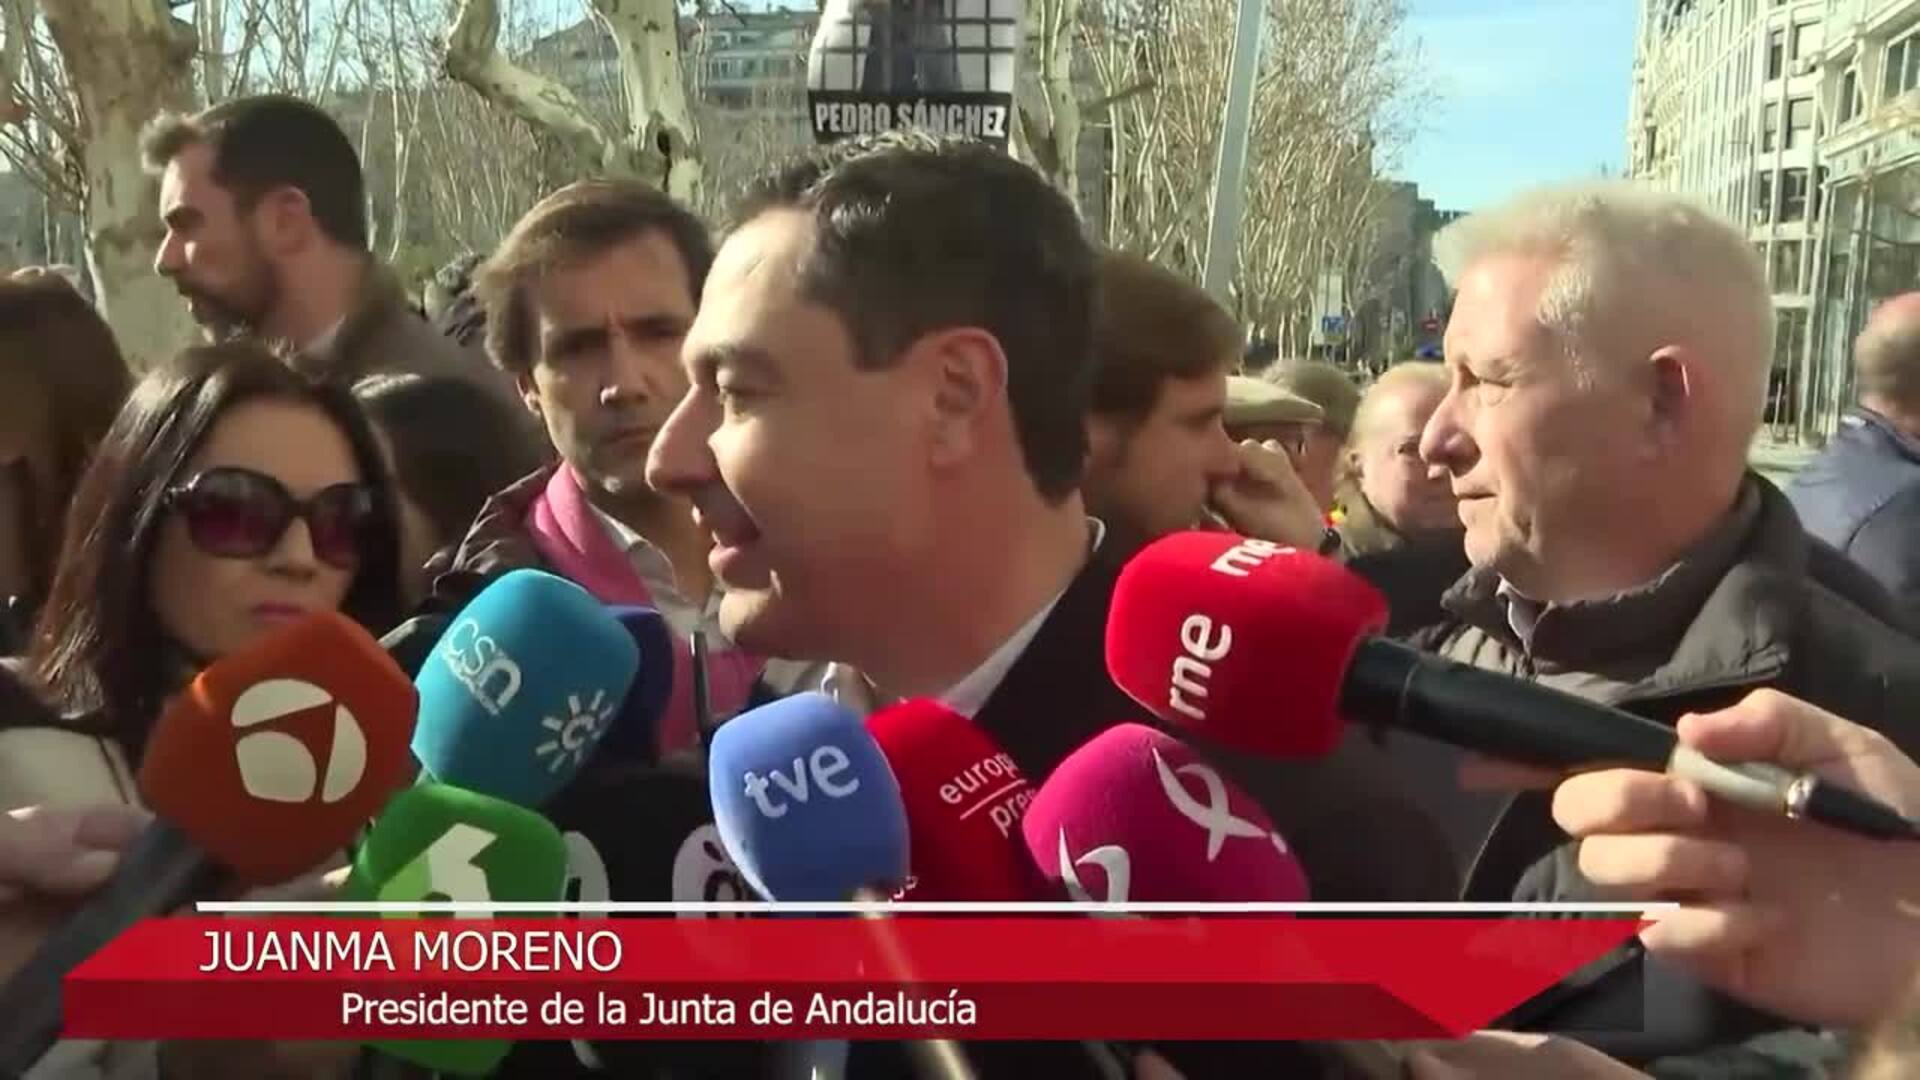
xmin=807 ymin=0 xmax=1023 ymax=149
xmin=61 ymin=916 xmax=1649 ymax=1041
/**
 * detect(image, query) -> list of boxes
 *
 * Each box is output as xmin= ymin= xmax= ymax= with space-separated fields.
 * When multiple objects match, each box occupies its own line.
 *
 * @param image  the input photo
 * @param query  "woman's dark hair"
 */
xmin=0 ymin=276 xmax=133 ymax=603
xmin=353 ymin=373 xmax=547 ymax=554
xmin=25 ymin=341 xmax=403 ymax=757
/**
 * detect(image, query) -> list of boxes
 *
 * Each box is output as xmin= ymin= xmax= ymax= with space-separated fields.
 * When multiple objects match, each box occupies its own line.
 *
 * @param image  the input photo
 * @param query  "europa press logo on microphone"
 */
xmin=228 ymin=678 xmax=368 ymax=804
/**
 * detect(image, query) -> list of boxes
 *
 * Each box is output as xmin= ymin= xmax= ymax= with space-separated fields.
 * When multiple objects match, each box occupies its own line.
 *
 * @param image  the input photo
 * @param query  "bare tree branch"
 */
xmin=444 ymin=0 xmax=613 ymax=174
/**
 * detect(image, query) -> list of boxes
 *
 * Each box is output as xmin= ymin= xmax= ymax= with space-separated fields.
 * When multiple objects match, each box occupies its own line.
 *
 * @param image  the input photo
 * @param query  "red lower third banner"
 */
xmin=64 ymin=917 xmax=1643 ymax=1042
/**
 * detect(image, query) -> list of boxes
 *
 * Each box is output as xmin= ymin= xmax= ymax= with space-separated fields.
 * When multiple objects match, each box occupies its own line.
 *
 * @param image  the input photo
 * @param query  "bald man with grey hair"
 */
xmin=1408 ymin=180 xmax=1920 ymax=1074
xmin=1787 ymin=293 xmax=1920 ymax=627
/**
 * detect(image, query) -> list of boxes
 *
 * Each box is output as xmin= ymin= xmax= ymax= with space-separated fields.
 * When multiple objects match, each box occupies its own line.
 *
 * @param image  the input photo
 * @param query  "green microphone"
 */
xmin=342 ymin=782 xmax=568 ymax=1076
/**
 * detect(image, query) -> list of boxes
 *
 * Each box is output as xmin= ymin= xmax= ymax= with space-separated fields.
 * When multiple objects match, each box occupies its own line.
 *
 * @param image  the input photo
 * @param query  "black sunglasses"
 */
xmin=162 ymin=466 xmax=378 ymax=571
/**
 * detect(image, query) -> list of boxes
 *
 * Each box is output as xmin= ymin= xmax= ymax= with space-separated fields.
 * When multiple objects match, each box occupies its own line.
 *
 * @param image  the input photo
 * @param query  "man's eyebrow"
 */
xmin=691 ymin=342 xmax=782 ymax=383
xmin=543 ymin=323 xmax=609 ymax=352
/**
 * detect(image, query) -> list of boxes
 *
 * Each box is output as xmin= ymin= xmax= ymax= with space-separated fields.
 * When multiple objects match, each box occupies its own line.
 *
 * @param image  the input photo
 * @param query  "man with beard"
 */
xmin=141 ymin=95 xmax=517 ymax=412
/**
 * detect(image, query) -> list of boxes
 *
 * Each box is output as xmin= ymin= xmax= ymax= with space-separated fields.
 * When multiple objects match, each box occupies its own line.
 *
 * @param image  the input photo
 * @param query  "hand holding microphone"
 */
xmin=0 ymin=611 xmax=419 ymax=1077
xmin=0 ymin=805 xmax=151 ymax=986
xmin=1106 ymin=531 xmax=1920 ymax=843
xmin=1553 ymin=689 xmax=1920 ymax=1030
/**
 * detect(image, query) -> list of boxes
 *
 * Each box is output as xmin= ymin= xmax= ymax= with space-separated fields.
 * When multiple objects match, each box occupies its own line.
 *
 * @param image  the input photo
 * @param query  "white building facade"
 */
xmin=1806 ymin=0 xmax=1920 ymax=438
xmin=1628 ymin=0 xmax=1831 ymax=437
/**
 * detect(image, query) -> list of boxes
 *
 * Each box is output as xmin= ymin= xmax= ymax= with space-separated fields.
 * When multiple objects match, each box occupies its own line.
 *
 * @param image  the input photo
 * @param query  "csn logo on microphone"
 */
xmin=440 ymin=618 xmax=524 ymax=716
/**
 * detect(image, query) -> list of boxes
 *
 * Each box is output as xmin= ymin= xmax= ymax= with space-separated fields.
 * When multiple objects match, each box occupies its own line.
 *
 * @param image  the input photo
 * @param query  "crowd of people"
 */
xmin=1 ymin=89 xmax=1919 ymax=1079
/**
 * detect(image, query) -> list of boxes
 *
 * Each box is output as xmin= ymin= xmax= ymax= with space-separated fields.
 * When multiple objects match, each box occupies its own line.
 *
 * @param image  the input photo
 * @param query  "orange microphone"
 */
xmin=0 ymin=610 xmax=418 ymax=1077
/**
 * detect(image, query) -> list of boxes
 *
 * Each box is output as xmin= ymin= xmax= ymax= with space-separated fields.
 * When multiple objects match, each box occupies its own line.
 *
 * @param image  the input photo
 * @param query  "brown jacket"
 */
xmin=292 ymin=260 xmax=521 ymax=419
xmin=1412 ymin=476 xmax=1920 ymax=1069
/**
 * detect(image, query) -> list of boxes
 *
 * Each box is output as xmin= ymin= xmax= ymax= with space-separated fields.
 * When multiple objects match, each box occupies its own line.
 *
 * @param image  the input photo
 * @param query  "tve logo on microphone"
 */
xmin=740 ymin=744 xmax=861 ymax=818
xmin=228 ymin=678 xmax=367 ymax=804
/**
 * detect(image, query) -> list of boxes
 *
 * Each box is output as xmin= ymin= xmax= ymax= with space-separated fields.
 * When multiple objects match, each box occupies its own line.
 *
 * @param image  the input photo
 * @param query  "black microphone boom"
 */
xmin=0 ymin=822 xmax=225 ymax=1078
xmin=1343 ymin=637 xmax=1920 ymax=842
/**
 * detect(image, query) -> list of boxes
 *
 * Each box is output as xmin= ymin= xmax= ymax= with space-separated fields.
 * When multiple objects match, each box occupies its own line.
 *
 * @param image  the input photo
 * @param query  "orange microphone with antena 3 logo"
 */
xmin=0 ymin=610 xmax=419 ymax=1079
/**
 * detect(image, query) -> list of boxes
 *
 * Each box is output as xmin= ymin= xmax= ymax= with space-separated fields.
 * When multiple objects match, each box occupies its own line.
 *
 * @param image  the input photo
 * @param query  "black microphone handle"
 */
xmin=1342 ymin=637 xmax=1681 ymax=768
xmin=1343 ymin=638 xmax=1920 ymax=842
xmin=850 ymin=886 xmax=976 ymax=1080
xmin=0 ymin=820 xmax=225 ymax=1079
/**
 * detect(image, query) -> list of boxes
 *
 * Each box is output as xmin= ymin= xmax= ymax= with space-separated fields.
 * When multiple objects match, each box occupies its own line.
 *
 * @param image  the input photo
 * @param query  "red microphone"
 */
xmin=1020 ymin=723 xmax=1309 ymax=903
xmin=1106 ymin=532 xmax=1920 ymax=845
xmin=1105 ymin=532 xmax=1386 ymax=759
xmin=865 ymin=699 xmax=1040 ymax=900
xmin=0 ymin=611 xmax=418 ymax=1076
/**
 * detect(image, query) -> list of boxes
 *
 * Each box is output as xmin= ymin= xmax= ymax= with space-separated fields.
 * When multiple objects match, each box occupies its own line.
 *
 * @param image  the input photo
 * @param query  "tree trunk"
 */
xmin=41 ymin=0 xmax=200 ymax=369
xmin=594 ymin=0 xmax=701 ymax=204
xmin=445 ymin=0 xmax=700 ymax=202
xmin=1013 ymin=0 xmax=1080 ymax=209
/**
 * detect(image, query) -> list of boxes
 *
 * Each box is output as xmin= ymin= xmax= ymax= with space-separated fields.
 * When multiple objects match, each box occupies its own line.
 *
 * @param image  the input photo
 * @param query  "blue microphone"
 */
xmin=707 ymin=693 xmax=909 ymax=901
xmin=412 ymin=569 xmax=638 ymax=807
xmin=602 ymin=605 xmax=675 ymax=764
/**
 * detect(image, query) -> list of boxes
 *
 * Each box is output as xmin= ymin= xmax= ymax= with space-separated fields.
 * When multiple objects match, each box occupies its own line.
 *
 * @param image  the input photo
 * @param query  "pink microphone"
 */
xmin=1020 ymin=724 xmax=1310 ymax=903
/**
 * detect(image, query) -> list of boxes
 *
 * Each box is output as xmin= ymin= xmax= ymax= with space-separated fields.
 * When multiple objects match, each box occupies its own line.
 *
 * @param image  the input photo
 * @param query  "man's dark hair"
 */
xmin=475 ymin=179 xmax=715 ymax=377
xmin=141 ymin=94 xmax=368 ymax=250
xmin=736 ymin=131 xmax=1094 ymax=502
xmin=1090 ymin=250 xmax=1239 ymax=428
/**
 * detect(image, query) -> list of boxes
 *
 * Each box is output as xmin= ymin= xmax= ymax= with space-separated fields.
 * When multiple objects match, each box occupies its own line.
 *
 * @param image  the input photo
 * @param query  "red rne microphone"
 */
xmin=1104 ymin=533 xmax=1920 ymax=846
xmin=1105 ymin=532 xmax=1386 ymax=758
xmin=865 ymin=699 xmax=1040 ymax=901
xmin=0 ymin=610 xmax=417 ymax=1077
xmin=1020 ymin=724 xmax=1309 ymax=903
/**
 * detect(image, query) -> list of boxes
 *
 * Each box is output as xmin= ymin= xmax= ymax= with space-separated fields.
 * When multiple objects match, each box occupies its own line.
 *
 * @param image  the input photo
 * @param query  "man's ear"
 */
xmin=515 ymin=370 xmax=544 ymax=420
xmin=253 ymin=186 xmax=315 ymax=255
xmin=1646 ymin=347 xmax=1695 ymax=455
xmin=917 ymin=327 xmax=1008 ymax=468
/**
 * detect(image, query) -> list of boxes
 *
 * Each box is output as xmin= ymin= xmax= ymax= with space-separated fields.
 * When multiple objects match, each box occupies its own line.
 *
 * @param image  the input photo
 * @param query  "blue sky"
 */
xmin=1397 ymin=0 xmax=1638 ymax=211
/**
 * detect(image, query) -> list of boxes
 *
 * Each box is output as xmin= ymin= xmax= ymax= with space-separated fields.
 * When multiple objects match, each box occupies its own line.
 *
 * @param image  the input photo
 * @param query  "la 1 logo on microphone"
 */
xmin=740 ymin=744 xmax=860 ymax=818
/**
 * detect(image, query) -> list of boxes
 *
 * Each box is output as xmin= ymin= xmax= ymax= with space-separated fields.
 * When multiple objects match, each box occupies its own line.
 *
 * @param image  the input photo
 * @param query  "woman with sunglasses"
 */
xmin=9 ymin=340 xmax=401 ymax=779
xmin=0 ymin=341 xmax=399 ymax=1078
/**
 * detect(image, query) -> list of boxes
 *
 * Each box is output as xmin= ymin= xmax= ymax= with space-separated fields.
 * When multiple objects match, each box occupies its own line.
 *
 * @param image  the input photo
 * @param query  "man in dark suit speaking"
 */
xmin=645 ymin=131 xmax=1450 ymax=1074
xmin=646 ymin=129 xmax=1447 ymax=897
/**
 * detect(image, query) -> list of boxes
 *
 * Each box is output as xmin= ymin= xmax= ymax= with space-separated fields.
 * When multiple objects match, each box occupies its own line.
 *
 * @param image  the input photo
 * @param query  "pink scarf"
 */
xmin=524 ymin=465 xmax=762 ymax=757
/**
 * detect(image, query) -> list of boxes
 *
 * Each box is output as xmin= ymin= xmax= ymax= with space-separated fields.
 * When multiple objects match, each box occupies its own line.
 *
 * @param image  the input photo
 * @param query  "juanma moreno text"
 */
xmin=199 ymin=928 xmax=624 ymax=973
